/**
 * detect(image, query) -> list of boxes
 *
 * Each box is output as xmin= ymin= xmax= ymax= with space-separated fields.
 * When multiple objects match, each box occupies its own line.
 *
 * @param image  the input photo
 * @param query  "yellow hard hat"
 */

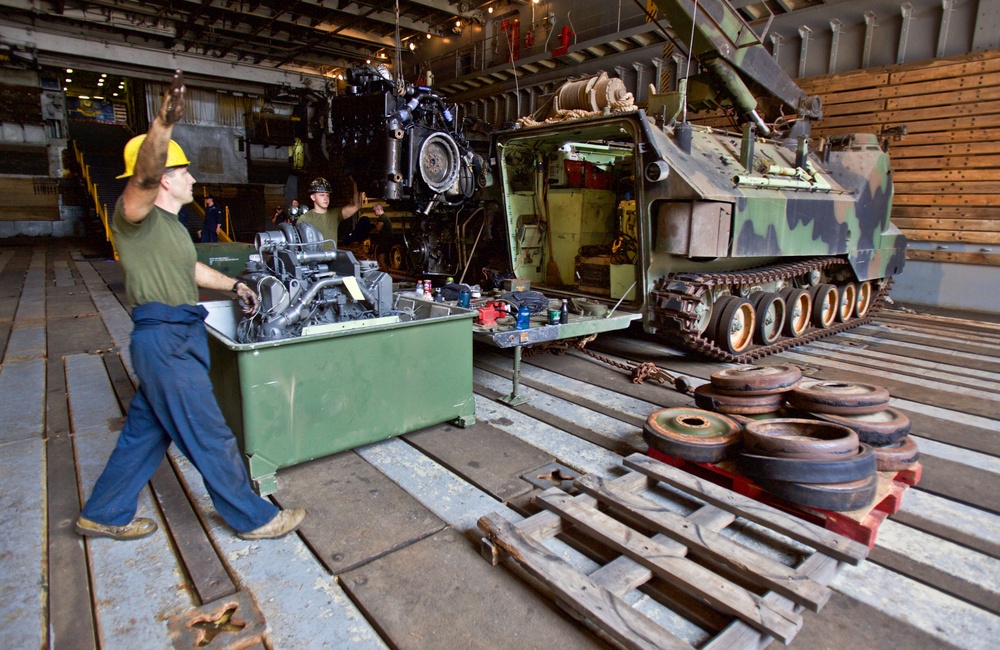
xmin=116 ymin=134 xmax=191 ymax=179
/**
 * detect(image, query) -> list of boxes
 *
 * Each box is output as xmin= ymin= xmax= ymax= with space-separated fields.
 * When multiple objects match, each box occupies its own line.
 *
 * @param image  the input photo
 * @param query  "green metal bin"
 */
xmin=202 ymin=297 xmax=476 ymax=494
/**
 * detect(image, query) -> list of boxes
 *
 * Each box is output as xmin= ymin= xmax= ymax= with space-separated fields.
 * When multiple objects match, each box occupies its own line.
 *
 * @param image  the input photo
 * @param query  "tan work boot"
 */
xmin=237 ymin=508 xmax=306 ymax=541
xmin=75 ymin=515 xmax=158 ymax=541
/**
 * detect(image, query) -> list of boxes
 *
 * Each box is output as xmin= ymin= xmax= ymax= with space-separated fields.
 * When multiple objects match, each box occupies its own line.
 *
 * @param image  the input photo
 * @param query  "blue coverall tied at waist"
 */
xmin=81 ymin=302 xmax=278 ymax=533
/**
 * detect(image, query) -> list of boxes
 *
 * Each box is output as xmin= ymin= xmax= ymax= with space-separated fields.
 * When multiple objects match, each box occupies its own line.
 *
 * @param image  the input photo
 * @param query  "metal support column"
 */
xmin=829 ymin=20 xmax=843 ymax=74
xmin=898 ymin=3 xmax=914 ymax=64
xmin=498 ymin=345 xmax=530 ymax=406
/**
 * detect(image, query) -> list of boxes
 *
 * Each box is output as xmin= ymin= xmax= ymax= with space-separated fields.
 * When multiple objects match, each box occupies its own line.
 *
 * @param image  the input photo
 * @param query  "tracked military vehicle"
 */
xmin=488 ymin=0 xmax=906 ymax=361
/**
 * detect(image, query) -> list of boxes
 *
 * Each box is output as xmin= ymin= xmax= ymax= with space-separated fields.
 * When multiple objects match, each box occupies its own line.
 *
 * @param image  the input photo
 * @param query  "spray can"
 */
xmin=560 ymin=298 xmax=569 ymax=324
xmin=459 ymin=287 xmax=471 ymax=308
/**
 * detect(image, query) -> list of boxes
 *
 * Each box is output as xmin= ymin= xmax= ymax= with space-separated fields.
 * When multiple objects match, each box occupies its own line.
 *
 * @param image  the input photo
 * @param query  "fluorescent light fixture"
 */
xmin=79 ymin=95 xmax=90 ymax=99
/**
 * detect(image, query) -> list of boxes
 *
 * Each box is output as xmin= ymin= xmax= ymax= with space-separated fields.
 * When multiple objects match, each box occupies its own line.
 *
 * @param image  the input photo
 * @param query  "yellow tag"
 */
xmin=341 ymin=276 xmax=365 ymax=301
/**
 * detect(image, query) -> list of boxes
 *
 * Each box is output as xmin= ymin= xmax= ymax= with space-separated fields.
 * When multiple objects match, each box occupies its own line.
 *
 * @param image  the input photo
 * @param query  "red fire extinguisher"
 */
xmin=553 ymin=25 xmax=573 ymax=57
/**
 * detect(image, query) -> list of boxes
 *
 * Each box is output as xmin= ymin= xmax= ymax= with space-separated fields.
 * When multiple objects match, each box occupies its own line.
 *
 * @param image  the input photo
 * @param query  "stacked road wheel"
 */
xmin=788 ymin=381 xmax=891 ymax=415
xmin=695 ymin=364 xmax=802 ymax=416
xmin=643 ymin=407 xmax=742 ymax=463
xmin=739 ymin=419 xmax=877 ymax=511
xmin=788 ymin=380 xmax=919 ymax=469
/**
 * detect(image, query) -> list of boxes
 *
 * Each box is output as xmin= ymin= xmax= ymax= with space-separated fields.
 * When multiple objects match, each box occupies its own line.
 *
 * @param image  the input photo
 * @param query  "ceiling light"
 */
xmin=113 ymin=93 xmax=119 ymax=97
xmin=426 ymin=33 xmax=432 ymax=39
xmin=63 ymin=87 xmax=67 ymax=91
xmin=455 ymin=20 xmax=462 ymax=28
xmin=65 ymin=68 xmax=73 ymax=73
xmin=79 ymin=95 xmax=90 ymax=99
xmin=366 ymin=59 xmax=371 ymax=64
xmin=488 ymin=6 xmax=493 ymax=12
xmin=409 ymin=42 xmax=416 ymax=51
xmin=65 ymin=78 xmax=72 ymax=83
xmin=94 ymin=96 xmax=104 ymax=100
xmin=101 ymin=73 xmax=107 ymax=78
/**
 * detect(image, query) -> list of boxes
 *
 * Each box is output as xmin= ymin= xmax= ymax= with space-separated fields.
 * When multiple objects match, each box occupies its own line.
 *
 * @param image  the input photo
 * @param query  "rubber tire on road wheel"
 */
xmin=872 ymin=436 xmax=920 ymax=471
xmin=709 ymin=364 xmax=803 ymax=396
xmin=713 ymin=297 xmax=755 ymax=354
xmin=694 ymin=383 xmax=786 ymax=415
xmin=736 ymin=444 xmax=876 ymax=484
xmin=643 ymin=407 xmax=741 ymax=463
xmin=742 ymin=419 xmax=859 ymax=460
xmin=836 ymin=282 xmax=856 ymax=322
xmin=855 ymin=281 xmax=874 ymax=318
xmin=755 ymin=474 xmax=879 ymax=511
xmin=706 ymin=295 xmax=739 ymax=345
xmin=810 ymin=407 xmax=912 ymax=446
xmin=787 ymin=381 xmax=891 ymax=415
xmin=779 ymin=288 xmax=811 ymax=336
xmin=809 ymin=283 xmax=839 ymax=329
xmin=748 ymin=291 xmax=786 ymax=345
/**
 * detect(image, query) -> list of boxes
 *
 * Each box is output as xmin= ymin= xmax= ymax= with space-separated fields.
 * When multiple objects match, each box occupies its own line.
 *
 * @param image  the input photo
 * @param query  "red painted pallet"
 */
xmin=647 ymin=448 xmax=922 ymax=549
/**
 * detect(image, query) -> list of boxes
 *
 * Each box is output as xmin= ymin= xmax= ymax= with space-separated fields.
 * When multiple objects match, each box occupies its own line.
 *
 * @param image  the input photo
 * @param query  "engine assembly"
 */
xmin=237 ymin=221 xmax=393 ymax=342
xmin=327 ymin=65 xmax=485 ymax=214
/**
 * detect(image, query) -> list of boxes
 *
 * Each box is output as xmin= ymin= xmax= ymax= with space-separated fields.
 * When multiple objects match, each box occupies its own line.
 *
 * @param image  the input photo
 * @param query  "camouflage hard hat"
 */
xmin=309 ymin=177 xmax=332 ymax=194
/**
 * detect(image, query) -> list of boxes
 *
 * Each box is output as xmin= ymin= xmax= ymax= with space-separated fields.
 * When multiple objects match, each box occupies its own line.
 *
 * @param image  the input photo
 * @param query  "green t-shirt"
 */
xmin=299 ymin=207 xmax=345 ymax=250
xmin=112 ymin=197 xmax=198 ymax=307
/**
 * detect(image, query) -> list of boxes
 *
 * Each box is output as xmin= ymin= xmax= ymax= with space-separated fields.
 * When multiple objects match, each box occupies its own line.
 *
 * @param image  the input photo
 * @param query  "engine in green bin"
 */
xmin=237 ymin=221 xmax=394 ymax=342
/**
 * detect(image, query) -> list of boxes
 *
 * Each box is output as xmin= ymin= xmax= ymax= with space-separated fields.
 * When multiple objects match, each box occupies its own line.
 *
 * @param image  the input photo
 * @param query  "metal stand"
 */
xmin=498 ymin=345 xmax=531 ymax=406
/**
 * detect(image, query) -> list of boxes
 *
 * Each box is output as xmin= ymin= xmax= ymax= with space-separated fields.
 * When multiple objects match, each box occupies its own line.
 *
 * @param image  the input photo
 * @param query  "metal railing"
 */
xmin=74 ymin=145 xmax=117 ymax=259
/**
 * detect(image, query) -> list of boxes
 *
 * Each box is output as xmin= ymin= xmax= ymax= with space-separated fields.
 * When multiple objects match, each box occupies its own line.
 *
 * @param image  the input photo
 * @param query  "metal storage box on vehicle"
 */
xmin=201 ymin=297 xmax=476 ymax=495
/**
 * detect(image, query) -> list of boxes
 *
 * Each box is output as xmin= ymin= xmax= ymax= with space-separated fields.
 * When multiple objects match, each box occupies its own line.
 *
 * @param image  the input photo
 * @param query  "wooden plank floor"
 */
xmin=2 ymin=240 xmax=999 ymax=649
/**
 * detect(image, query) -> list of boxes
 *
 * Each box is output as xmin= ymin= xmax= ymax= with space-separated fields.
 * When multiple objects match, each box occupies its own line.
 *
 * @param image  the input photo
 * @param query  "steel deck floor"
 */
xmin=2 ymin=241 xmax=999 ymax=649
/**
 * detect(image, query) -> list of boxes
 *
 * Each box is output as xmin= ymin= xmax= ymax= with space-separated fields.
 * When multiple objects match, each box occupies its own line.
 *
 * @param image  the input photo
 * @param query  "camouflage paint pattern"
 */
xmin=491 ymin=109 xmax=906 ymax=324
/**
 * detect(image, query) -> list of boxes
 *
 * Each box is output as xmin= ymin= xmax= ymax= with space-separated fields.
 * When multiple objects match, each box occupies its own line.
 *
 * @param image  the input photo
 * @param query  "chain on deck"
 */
xmin=648 ymin=257 xmax=892 ymax=363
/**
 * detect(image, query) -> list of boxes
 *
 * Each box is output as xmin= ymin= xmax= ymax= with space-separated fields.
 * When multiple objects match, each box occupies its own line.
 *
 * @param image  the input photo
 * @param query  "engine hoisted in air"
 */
xmin=236 ymin=221 xmax=393 ymax=342
xmin=328 ymin=65 xmax=485 ymax=215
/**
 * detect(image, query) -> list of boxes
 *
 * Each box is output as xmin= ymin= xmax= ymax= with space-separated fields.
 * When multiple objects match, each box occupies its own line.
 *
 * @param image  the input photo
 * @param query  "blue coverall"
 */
xmin=81 ymin=302 xmax=278 ymax=533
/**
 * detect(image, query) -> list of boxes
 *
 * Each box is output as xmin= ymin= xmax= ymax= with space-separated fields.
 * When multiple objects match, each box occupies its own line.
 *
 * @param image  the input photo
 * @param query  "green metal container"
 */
xmin=195 ymin=242 xmax=256 ymax=277
xmin=202 ymin=297 xmax=476 ymax=494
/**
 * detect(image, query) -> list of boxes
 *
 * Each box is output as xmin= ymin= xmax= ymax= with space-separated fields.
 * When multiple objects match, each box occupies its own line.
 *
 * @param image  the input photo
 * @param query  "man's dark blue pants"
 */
xmin=81 ymin=302 xmax=278 ymax=533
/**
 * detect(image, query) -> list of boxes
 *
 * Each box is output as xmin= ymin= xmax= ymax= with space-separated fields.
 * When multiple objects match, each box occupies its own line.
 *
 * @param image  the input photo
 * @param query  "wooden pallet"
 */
xmin=478 ymin=452 xmax=869 ymax=650
xmin=648 ymin=448 xmax=922 ymax=550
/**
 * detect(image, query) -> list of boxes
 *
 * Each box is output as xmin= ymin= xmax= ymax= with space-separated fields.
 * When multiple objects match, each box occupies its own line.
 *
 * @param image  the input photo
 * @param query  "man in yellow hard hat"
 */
xmin=75 ymin=70 xmax=305 ymax=542
xmin=298 ymin=175 xmax=360 ymax=249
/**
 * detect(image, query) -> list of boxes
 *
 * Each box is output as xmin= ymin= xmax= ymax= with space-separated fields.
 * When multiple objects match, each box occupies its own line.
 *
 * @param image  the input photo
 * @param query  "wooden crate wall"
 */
xmin=0 ymin=177 xmax=60 ymax=221
xmin=691 ymin=49 xmax=1000 ymax=266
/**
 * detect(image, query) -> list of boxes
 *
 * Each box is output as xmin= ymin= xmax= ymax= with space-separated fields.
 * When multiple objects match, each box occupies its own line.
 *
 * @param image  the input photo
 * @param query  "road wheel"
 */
xmin=748 ymin=292 xmax=786 ymax=345
xmin=388 ymin=244 xmax=406 ymax=271
xmin=643 ymin=407 xmax=742 ymax=463
xmin=755 ymin=475 xmax=879 ymax=511
xmin=694 ymin=383 xmax=786 ymax=415
xmin=836 ymin=282 xmax=856 ymax=322
xmin=737 ymin=444 xmax=876 ymax=484
xmin=811 ymin=407 xmax=912 ymax=446
xmin=872 ymin=437 xmax=920 ymax=471
xmin=779 ymin=288 xmax=811 ymax=336
xmin=713 ymin=297 xmax=755 ymax=354
xmin=788 ymin=381 xmax=891 ymax=415
xmin=742 ymin=419 xmax=859 ymax=459
xmin=809 ymin=283 xmax=839 ymax=328
xmin=855 ymin=281 xmax=874 ymax=317
xmin=709 ymin=364 xmax=803 ymax=396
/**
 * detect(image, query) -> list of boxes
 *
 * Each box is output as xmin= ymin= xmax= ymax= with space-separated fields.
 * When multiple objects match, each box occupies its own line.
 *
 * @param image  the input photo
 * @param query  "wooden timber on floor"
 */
xmin=1 ymin=240 xmax=999 ymax=649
